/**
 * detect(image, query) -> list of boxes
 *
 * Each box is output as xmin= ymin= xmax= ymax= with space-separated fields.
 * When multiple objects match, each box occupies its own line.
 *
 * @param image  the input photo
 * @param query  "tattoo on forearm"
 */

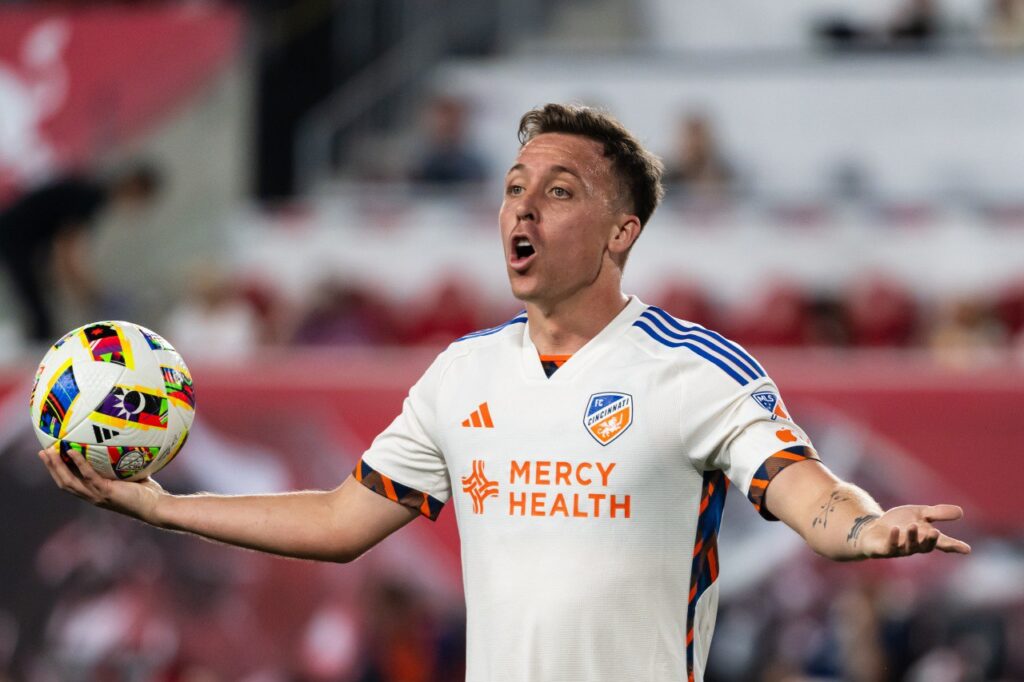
xmin=812 ymin=490 xmax=850 ymax=529
xmin=847 ymin=514 xmax=880 ymax=545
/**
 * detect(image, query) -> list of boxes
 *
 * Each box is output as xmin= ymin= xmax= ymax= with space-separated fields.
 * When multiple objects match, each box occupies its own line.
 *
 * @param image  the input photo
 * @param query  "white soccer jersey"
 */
xmin=356 ymin=296 xmax=817 ymax=682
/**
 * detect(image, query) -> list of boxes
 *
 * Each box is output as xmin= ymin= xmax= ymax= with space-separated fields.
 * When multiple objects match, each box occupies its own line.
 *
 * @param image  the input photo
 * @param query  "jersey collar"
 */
xmin=520 ymin=295 xmax=647 ymax=383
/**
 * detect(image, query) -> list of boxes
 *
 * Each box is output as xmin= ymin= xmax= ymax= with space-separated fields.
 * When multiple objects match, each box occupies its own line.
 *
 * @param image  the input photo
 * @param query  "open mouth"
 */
xmin=510 ymin=236 xmax=536 ymax=270
xmin=513 ymin=237 xmax=535 ymax=260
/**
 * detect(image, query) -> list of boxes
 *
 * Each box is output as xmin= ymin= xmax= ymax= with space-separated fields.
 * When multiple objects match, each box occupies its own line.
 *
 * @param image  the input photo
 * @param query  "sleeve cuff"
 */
xmin=353 ymin=459 xmax=445 ymax=521
xmin=746 ymin=445 xmax=819 ymax=521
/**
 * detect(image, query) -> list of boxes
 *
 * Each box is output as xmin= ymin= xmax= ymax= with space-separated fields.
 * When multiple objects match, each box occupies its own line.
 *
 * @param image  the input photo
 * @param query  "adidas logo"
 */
xmin=93 ymin=425 xmax=120 ymax=443
xmin=461 ymin=402 xmax=494 ymax=428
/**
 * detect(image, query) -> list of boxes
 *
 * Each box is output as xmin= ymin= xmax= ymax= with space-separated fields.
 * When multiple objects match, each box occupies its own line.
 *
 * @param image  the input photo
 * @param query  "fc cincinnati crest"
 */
xmin=584 ymin=392 xmax=633 ymax=446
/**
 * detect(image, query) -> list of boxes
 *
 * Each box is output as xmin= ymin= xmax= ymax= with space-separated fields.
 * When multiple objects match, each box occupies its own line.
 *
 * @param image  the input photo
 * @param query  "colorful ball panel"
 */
xmin=30 ymin=321 xmax=195 ymax=481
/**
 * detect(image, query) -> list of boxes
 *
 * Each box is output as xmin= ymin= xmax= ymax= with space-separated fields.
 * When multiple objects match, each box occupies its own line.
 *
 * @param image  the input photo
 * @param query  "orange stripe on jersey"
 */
xmin=538 ymin=354 xmax=572 ymax=366
xmin=774 ymin=450 xmax=810 ymax=462
xmin=470 ymin=411 xmax=482 ymax=427
xmin=687 ymin=470 xmax=727 ymax=681
xmin=382 ymin=476 xmax=398 ymax=502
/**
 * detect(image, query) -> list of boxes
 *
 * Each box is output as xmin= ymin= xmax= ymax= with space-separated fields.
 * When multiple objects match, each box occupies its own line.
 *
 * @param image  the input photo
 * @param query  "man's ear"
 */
xmin=608 ymin=215 xmax=642 ymax=257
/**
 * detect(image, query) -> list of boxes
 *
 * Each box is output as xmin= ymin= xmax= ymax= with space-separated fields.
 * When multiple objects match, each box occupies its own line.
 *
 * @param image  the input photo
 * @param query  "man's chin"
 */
xmin=507 ymin=273 xmax=538 ymax=303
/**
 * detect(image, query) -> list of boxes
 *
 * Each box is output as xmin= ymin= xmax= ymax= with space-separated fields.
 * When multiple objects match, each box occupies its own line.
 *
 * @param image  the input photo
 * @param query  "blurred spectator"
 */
xmin=846 ymin=278 xmax=918 ymax=347
xmin=815 ymin=0 xmax=944 ymax=51
xmin=0 ymin=162 xmax=162 ymax=343
xmin=806 ymin=293 xmax=851 ymax=347
xmin=163 ymin=268 xmax=262 ymax=361
xmin=988 ymin=0 xmax=1024 ymax=51
xmin=929 ymin=297 xmax=1006 ymax=367
xmin=409 ymin=96 xmax=488 ymax=185
xmin=728 ymin=282 xmax=810 ymax=347
xmin=662 ymin=113 xmax=735 ymax=203
xmin=361 ymin=581 xmax=441 ymax=682
xmin=291 ymin=279 xmax=396 ymax=346
xmin=402 ymin=278 xmax=482 ymax=345
xmin=995 ymin=280 xmax=1024 ymax=338
xmin=651 ymin=281 xmax=716 ymax=329
xmin=888 ymin=0 xmax=942 ymax=48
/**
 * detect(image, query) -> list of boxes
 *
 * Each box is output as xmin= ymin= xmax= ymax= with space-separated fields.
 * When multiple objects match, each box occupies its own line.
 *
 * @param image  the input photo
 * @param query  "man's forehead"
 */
xmin=511 ymin=133 xmax=608 ymax=174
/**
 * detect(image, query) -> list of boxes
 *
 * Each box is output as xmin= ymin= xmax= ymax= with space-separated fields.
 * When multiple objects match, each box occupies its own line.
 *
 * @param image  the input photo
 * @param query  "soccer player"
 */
xmin=38 ymin=104 xmax=970 ymax=682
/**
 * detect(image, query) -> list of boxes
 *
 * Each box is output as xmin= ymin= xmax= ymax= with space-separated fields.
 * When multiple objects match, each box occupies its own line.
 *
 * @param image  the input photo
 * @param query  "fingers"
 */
xmin=39 ymin=447 xmax=90 ymax=499
xmin=935 ymin=533 xmax=972 ymax=555
xmin=923 ymin=504 xmax=964 ymax=523
xmin=887 ymin=525 xmax=901 ymax=555
xmin=65 ymin=445 xmax=101 ymax=486
xmin=39 ymin=445 xmax=110 ymax=505
xmin=878 ymin=522 xmax=964 ymax=557
xmin=919 ymin=528 xmax=939 ymax=553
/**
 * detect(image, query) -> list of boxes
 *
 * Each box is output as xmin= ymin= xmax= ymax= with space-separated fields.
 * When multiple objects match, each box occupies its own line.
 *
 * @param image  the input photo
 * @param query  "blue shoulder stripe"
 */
xmin=633 ymin=320 xmax=749 ymax=386
xmin=645 ymin=306 xmax=766 ymax=378
xmin=639 ymin=309 xmax=763 ymax=382
xmin=455 ymin=313 xmax=527 ymax=342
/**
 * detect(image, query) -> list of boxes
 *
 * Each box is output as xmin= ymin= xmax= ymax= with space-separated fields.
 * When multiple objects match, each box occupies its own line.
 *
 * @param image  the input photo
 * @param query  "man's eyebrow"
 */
xmin=504 ymin=163 xmax=583 ymax=180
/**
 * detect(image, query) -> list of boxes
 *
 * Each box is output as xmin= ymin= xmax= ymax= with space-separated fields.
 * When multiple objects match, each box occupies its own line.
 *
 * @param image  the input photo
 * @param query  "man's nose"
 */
xmin=516 ymin=193 xmax=538 ymax=223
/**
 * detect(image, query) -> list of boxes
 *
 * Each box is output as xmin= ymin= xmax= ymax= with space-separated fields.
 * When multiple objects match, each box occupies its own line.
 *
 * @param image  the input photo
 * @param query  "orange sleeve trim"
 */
xmin=747 ymin=445 xmax=819 ymax=521
xmin=353 ymin=459 xmax=444 ymax=521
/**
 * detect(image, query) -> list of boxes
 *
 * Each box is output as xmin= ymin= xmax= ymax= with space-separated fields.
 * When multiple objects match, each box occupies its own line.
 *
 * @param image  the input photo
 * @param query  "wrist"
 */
xmin=137 ymin=486 xmax=173 ymax=528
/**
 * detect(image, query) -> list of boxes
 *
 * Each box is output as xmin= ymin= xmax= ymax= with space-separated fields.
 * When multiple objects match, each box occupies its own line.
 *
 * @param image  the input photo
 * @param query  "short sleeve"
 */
xmin=689 ymin=376 xmax=819 ymax=521
xmin=355 ymin=353 xmax=452 ymax=520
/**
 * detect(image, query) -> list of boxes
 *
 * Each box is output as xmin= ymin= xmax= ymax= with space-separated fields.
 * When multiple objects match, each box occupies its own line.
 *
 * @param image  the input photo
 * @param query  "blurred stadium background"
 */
xmin=1 ymin=0 xmax=1023 ymax=680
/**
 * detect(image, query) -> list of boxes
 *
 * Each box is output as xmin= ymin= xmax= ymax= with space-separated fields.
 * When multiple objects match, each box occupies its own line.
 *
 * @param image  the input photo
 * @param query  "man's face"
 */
xmin=499 ymin=133 xmax=627 ymax=306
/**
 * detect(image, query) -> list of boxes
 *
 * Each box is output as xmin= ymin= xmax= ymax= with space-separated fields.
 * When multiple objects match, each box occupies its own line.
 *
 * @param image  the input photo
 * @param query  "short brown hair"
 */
xmin=517 ymin=103 xmax=665 ymax=228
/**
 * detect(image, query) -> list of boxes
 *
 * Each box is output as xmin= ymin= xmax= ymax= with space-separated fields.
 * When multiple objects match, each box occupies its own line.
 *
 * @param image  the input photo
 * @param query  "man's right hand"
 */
xmin=37 ymin=445 xmax=420 ymax=563
xmin=38 ymin=445 xmax=166 ymax=524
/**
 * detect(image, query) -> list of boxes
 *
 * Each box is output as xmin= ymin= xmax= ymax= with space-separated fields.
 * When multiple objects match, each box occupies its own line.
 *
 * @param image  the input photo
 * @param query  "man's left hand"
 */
xmin=854 ymin=504 xmax=971 ymax=558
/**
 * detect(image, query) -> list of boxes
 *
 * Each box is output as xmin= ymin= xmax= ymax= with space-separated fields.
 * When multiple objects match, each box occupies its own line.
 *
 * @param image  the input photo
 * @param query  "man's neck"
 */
xmin=525 ymin=290 xmax=630 ymax=356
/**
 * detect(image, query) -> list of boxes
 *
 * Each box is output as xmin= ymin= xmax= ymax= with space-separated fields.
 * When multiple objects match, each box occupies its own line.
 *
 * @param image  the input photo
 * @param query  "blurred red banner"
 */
xmin=0 ymin=4 xmax=242 ymax=201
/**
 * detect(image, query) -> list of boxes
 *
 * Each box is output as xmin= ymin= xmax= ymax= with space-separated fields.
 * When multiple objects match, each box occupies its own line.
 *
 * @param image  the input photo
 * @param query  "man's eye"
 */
xmin=507 ymin=185 xmax=524 ymax=196
xmin=551 ymin=187 xmax=570 ymax=198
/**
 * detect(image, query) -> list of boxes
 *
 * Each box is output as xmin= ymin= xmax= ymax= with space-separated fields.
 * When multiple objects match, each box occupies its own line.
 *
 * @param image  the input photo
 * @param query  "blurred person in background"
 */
xmin=888 ymin=0 xmax=943 ymax=48
xmin=987 ymin=0 xmax=1024 ymax=51
xmin=409 ymin=95 xmax=488 ymax=185
xmin=290 ymin=278 xmax=397 ymax=346
xmin=662 ymin=111 xmax=736 ymax=203
xmin=163 ymin=266 xmax=263 ymax=361
xmin=928 ymin=297 xmax=1007 ymax=368
xmin=37 ymin=104 xmax=971 ymax=682
xmin=0 ymin=162 xmax=162 ymax=343
xmin=401 ymin=278 xmax=482 ymax=345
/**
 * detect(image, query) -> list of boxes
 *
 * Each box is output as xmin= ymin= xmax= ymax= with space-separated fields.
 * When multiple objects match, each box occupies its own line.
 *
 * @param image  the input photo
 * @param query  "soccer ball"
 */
xmin=29 ymin=321 xmax=195 ymax=481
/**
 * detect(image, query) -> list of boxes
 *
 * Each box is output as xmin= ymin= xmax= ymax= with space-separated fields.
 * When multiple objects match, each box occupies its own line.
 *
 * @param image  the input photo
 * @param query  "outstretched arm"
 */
xmin=765 ymin=459 xmax=971 ymax=561
xmin=39 ymin=446 xmax=418 ymax=563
